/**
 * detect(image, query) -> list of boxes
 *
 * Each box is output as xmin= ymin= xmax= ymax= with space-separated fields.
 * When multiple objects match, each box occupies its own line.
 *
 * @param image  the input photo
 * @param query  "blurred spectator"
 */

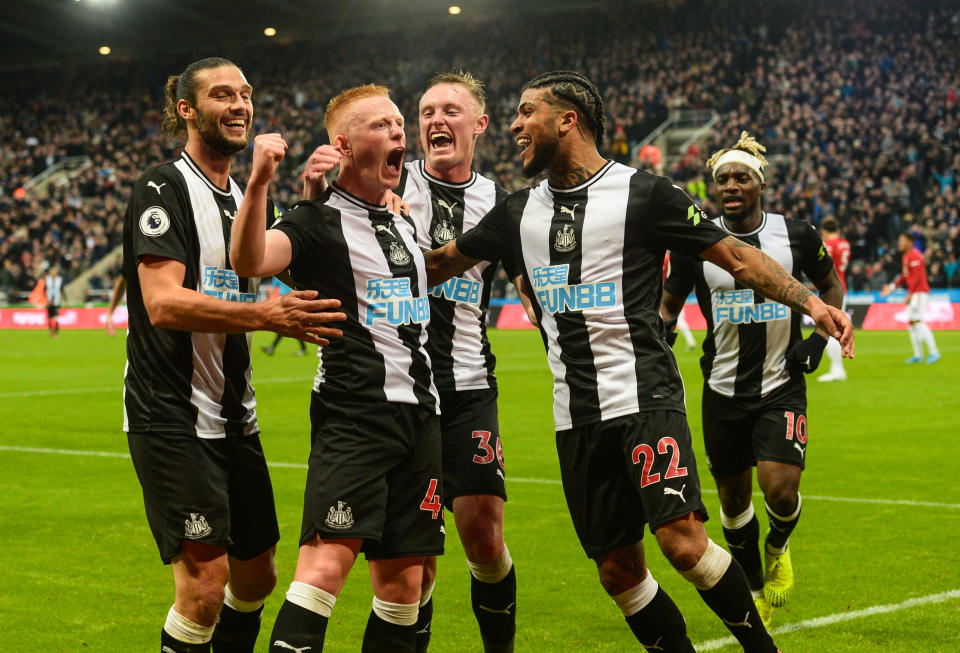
xmin=3 ymin=0 xmax=960 ymax=301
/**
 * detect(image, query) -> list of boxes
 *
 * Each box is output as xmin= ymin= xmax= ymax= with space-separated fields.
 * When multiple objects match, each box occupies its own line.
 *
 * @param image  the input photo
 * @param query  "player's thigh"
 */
xmin=701 ymin=385 xmax=756 ymax=478
xmin=301 ymin=396 xmax=412 ymax=547
xmin=226 ymin=433 xmax=280 ymax=562
xmin=907 ymin=292 xmax=929 ymax=322
xmin=620 ymin=411 xmax=707 ymax=533
xmin=438 ymin=388 xmax=506 ymax=510
xmin=556 ymin=418 xmax=648 ymax=559
xmin=752 ymin=382 xmax=807 ymax=471
xmin=127 ymin=431 xmax=232 ymax=563
xmin=367 ymin=410 xmax=445 ymax=560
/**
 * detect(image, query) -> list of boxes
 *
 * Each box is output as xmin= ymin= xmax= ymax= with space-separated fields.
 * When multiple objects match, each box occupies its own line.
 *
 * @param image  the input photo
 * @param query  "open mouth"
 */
xmin=223 ymin=118 xmax=246 ymax=134
xmin=723 ymin=197 xmax=743 ymax=210
xmin=430 ymin=131 xmax=454 ymax=151
xmin=516 ymin=135 xmax=532 ymax=158
xmin=386 ymin=147 xmax=405 ymax=175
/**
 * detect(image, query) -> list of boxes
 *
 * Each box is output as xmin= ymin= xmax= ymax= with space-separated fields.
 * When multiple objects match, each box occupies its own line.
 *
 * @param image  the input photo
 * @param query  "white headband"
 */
xmin=712 ymin=150 xmax=764 ymax=182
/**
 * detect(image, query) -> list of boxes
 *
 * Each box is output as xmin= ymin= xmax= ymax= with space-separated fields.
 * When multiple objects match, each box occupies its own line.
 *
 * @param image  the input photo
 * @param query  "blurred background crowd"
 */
xmin=2 ymin=0 xmax=959 ymax=303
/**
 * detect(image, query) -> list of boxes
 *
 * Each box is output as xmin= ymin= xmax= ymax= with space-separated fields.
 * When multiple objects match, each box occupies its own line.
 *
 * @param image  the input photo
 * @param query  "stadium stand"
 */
xmin=2 ymin=0 xmax=959 ymax=304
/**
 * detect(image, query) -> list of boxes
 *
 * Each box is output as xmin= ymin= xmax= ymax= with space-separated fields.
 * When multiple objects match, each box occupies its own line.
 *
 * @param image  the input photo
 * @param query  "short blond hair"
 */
xmin=425 ymin=70 xmax=486 ymax=114
xmin=325 ymin=84 xmax=391 ymax=140
xmin=706 ymin=131 xmax=769 ymax=173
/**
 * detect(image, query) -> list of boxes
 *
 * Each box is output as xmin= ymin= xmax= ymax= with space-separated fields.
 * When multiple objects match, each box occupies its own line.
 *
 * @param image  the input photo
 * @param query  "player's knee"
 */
xmin=719 ymin=494 xmax=753 ymax=519
xmin=421 ymin=556 xmax=438 ymax=592
xmin=232 ymin=565 xmax=278 ymax=603
xmin=454 ymin=497 xmax=504 ymax=563
xmin=654 ymin=516 xmax=708 ymax=571
xmin=462 ymin=531 xmax=504 ymax=564
xmin=763 ymin=485 xmax=799 ymax=516
xmin=660 ymin=537 xmax=705 ymax=571
xmin=594 ymin=544 xmax=647 ymax=596
xmin=185 ymin=579 xmax=228 ymax=624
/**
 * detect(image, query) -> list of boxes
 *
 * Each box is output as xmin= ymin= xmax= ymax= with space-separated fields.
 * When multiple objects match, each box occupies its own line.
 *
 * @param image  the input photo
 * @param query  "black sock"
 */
xmin=268 ymin=600 xmax=328 ymax=653
xmin=766 ymin=498 xmax=801 ymax=551
xmin=210 ymin=603 xmax=263 ymax=653
xmin=415 ymin=597 xmax=432 ymax=653
xmin=471 ymin=566 xmax=516 ymax=649
xmin=361 ymin=611 xmax=416 ymax=653
xmin=722 ymin=513 xmax=764 ymax=591
xmin=697 ymin=562 xmax=777 ymax=653
xmin=624 ymin=587 xmax=695 ymax=653
xmin=161 ymin=628 xmax=211 ymax=653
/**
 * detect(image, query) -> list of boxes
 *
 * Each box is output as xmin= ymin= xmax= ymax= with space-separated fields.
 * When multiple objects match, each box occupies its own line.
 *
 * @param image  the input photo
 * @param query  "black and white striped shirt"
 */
xmin=665 ymin=212 xmax=834 ymax=398
xmin=398 ymin=160 xmax=510 ymax=392
xmin=275 ymin=184 xmax=439 ymax=413
xmin=122 ymin=152 xmax=265 ymax=438
xmin=458 ymin=161 xmax=725 ymax=430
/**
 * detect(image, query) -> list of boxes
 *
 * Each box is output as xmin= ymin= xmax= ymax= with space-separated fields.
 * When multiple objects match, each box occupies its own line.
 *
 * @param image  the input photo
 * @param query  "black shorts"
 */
xmin=438 ymin=388 xmax=507 ymax=510
xmin=556 ymin=410 xmax=707 ymax=559
xmin=47 ymin=305 xmax=59 ymax=319
xmin=302 ymin=392 xmax=445 ymax=560
xmin=127 ymin=431 xmax=279 ymax=564
xmin=701 ymin=379 xmax=808 ymax=478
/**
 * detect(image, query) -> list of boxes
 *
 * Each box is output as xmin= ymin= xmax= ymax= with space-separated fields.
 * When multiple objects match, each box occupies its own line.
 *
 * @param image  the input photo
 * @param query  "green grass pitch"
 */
xmin=1 ymin=328 xmax=958 ymax=651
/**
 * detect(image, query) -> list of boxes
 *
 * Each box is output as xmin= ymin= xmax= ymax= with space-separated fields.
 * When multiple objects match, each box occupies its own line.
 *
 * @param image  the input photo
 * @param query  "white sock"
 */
xmin=164 ymin=606 xmax=215 ymax=644
xmin=285 ymin=581 xmax=336 ymax=617
xmin=908 ymin=324 xmax=924 ymax=357
xmin=371 ymin=596 xmax=419 ymax=626
xmin=612 ymin=572 xmax=660 ymax=617
xmin=223 ymin=584 xmax=265 ymax=613
xmin=467 ymin=546 xmax=513 ymax=584
xmin=824 ymin=337 xmax=844 ymax=374
xmin=917 ymin=323 xmax=938 ymax=355
xmin=720 ymin=502 xmax=755 ymax=530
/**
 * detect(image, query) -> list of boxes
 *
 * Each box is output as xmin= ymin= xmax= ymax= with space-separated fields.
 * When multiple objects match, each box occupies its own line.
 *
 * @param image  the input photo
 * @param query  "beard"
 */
xmin=195 ymin=108 xmax=249 ymax=157
xmin=522 ymin=136 xmax=556 ymax=178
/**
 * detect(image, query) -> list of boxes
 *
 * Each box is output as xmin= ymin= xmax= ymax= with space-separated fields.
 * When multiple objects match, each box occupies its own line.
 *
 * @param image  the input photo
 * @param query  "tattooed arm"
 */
xmin=700 ymin=236 xmax=855 ymax=357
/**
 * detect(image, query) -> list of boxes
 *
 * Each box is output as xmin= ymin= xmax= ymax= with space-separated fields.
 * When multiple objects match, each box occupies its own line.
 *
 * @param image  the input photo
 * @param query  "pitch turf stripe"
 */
xmin=694 ymin=588 xmax=960 ymax=651
xmin=0 ymin=376 xmax=313 ymax=398
xmin=2 ymin=445 xmax=959 ymax=511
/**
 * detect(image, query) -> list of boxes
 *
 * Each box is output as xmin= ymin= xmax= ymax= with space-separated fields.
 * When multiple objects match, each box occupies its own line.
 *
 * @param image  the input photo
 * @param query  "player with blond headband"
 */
xmin=230 ymin=85 xmax=445 ymax=652
xmin=662 ymin=131 xmax=847 ymax=627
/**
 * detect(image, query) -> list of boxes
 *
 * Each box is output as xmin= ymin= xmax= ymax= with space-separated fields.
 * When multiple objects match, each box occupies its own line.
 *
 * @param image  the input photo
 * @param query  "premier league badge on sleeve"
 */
xmin=139 ymin=206 xmax=171 ymax=237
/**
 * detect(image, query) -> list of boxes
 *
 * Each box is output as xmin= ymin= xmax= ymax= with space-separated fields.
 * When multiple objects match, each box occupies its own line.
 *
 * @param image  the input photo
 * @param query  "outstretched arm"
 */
xmin=423 ymin=241 xmax=482 ymax=287
xmin=700 ymin=235 xmax=854 ymax=358
xmin=231 ymin=133 xmax=296 ymax=278
xmin=138 ymin=255 xmax=344 ymax=345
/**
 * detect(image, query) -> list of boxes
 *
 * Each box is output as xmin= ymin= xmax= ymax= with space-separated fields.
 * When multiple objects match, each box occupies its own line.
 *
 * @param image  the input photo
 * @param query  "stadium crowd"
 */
xmin=2 ymin=0 xmax=959 ymax=303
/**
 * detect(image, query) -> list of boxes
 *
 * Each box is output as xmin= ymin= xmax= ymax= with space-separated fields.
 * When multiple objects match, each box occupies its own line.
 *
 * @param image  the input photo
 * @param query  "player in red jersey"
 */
xmin=818 ymin=217 xmax=851 ymax=381
xmin=882 ymin=231 xmax=940 ymax=364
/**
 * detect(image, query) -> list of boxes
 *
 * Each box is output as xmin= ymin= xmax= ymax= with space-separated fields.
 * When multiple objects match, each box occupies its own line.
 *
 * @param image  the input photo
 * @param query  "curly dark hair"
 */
xmin=523 ymin=71 xmax=606 ymax=147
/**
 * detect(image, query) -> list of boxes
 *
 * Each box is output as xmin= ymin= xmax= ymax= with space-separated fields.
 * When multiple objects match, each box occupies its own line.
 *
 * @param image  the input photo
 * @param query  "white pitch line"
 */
xmin=2 ymin=445 xmax=959 ymax=510
xmin=694 ymin=588 xmax=960 ymax=651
